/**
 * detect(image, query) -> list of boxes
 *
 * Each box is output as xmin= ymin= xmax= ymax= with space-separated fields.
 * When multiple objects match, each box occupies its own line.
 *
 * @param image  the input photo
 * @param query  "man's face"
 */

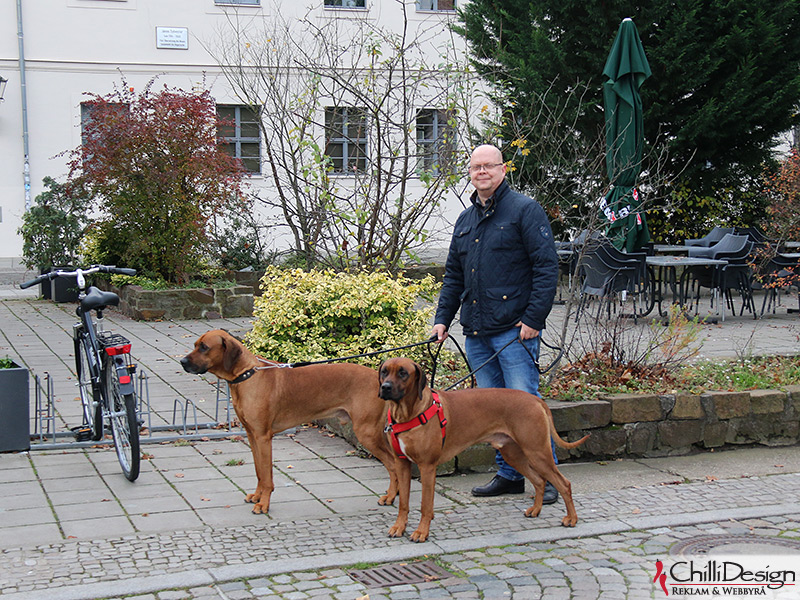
xmin=469 ymin=147 xmax=507 ymax=199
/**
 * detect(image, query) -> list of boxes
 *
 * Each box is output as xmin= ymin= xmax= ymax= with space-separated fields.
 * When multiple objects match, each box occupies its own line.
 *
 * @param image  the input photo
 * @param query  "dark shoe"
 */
xmin=471 ymin=475 xmax=525 ymax=497
xmin=541 ymin=481 xmax=559 ymax=505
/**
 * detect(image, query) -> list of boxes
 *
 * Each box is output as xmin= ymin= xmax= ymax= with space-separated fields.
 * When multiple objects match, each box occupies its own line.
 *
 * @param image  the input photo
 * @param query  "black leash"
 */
xmin=287 ymin=330 xmax=562 ymax=392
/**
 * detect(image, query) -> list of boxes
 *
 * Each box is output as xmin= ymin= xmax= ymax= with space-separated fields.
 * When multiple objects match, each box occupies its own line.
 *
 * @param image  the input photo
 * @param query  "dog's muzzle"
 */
xmin=180 ymin=356 xmax=207 ymax=375
xmin=379 ymin=380 xmax=401 ymax=401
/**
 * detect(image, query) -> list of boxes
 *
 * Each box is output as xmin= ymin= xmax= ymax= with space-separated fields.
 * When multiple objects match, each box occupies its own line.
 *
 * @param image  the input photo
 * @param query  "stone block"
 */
xmin=625 ymin=422 xmax=657 ymax=455
xmin=702 ymin=421 xmax=728 ymax=448
xmin=706 ymin=391 xmax=751 ymax=419
xmin=602 ymin=393 xmax=662 ymax=423
xmin=222 ymin=294 xmax=254 ymax=318
xmin=749 ymin=389 xmax=786 ymax=414
xmin=670 ymin=393 xmax=704 ymax=420
xmin=549 ymin=400 xmax=611 ymax=431
xmin=581 ymin=428 xmax=627 ymax=457
xmin=188 ymin=288 xmax=215 ymax=304
xmin=137 ymin=308 xmax=166 ymax=320
xmin=785 ymin=384 xmax=800 ymax=406
xmin=657 ymin=420 xmax=703 ymax=449
xmin=455 ymin=444 xmax=496 ymax=472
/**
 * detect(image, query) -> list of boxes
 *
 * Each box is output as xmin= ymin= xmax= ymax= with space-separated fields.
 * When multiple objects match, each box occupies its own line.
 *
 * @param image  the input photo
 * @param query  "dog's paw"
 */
xmin=410 ymin=529 xmax=429 ymax=543
xmin=378 ymin=494 xmax=396 ymax=506
xmin=244 ymin=493 xmax=260 ymax=504
xmin=524 ymin=506 xmax=542 ymax=518
xmin=561 ymin=515 xmax=577 ymax=527
xmin=251 ymin=502 xmax=269 ymax=515
xmin=388 ymin=524 xmax=406 ymax=538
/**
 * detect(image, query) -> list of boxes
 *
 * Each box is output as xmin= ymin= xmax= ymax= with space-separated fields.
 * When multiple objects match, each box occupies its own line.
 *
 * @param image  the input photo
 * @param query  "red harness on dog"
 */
xmin=385 ymin=391 xmax=447 ymax=460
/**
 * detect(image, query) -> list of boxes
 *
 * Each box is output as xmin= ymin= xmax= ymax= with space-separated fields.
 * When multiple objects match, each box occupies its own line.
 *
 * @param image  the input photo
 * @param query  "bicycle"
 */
xmin=21 ymin=266 xmax=142 ymax=481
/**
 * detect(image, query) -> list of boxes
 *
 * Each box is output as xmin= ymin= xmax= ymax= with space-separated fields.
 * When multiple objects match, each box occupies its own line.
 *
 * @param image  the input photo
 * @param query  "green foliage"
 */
xmin=246 ymin=267 xmax=440 ymax=368
xmin=681 ymin=356 xmax=800 ymax=394
xmin=0 ymin=357 xmax=17 ymax=369
xmin=207 ymin=212 xmax=275 ymax=271
xmin=17 ymin=177 xmax=88 ymax=269
xmin=763 ymin=147 xmax=800 ymax=241
xmin=66 ymin=77 xmax=247 ymax=284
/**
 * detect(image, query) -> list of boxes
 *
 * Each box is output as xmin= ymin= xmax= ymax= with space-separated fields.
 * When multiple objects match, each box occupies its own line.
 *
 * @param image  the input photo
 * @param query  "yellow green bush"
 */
xmin=245 ymin=267 xmax=441 ymax=368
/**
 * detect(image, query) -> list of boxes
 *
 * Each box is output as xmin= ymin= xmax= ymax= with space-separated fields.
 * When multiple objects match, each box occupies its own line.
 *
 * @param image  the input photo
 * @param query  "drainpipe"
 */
xmin=17 ymin=0 xmax=31 ymax=211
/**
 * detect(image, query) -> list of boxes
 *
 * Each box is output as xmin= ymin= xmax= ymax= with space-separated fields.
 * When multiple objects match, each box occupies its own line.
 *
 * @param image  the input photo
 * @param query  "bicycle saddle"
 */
xmin=80 ymin=286 xmax=120 ymax=312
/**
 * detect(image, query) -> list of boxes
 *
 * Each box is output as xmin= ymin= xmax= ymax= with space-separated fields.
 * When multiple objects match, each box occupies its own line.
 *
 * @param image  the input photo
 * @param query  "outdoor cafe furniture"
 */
xmin=684 ymin=234 xmax=755 ymax=320
xmin=757 ymin=252 xmax=800 ymax=315
xmin=645 ymin=255 xmax=727 ymax=317
xmin=575 ymin=247 xmax=639 ymax=322
xmin=683 ymin=226 xmax=735 ymax=248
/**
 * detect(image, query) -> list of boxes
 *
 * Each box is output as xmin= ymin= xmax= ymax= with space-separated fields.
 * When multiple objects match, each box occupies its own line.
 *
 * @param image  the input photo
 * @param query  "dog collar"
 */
xmin=385 ymin=391 xmax=447 ymax=460
xmin=228 ymin=368 xmax=256 ymax=384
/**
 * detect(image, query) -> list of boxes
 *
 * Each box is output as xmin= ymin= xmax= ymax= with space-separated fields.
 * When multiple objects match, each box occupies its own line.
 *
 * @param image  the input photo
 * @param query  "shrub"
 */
xmin=246 ymin=267 xmax=440 ymax=368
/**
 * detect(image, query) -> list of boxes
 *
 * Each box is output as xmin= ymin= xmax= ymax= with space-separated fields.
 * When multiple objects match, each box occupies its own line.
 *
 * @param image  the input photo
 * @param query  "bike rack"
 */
xmin=28 ymin=368 xmax=244 ymax=450
xmin=32 ymin=372 xmax=56 ymax=444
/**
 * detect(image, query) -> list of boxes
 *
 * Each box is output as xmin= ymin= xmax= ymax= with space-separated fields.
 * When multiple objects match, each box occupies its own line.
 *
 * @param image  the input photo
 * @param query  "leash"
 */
xmin=441 ymin=334 xmax=563 ymax=391
xmin=239 ymin=330 xmax=562 ymax=392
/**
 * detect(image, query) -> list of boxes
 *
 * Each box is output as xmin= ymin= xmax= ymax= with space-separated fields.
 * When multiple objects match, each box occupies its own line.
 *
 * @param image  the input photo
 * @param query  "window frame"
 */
xmin=214 ymin=0 xmax=260 ymax=5
xmin=323 ymin=0 xmax=367 ymax=9
xmin=324 ymin=107 xmax=369 ymax=175
xmin=416 ymin=0 xmax=456 ymax=12
xmin=216 ymin=104 xmax=262 ymax=175
xmin=416 ymin=108 xmax=456 ymax=175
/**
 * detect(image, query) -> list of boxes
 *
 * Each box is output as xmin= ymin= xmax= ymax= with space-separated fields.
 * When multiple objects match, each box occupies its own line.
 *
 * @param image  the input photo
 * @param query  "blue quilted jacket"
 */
xmin=434 ymin=181 xmax=559 ymax=336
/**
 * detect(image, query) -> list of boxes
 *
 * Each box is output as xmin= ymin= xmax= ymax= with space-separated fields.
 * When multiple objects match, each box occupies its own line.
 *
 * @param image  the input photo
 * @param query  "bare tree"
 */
xmin=206 ymin=2 xmax=484 ymax=272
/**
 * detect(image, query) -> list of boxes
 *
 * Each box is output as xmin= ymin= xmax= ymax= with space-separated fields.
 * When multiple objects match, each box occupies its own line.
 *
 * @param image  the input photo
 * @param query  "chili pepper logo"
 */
xmin=653 ymin=559 xmax=669 ymax=596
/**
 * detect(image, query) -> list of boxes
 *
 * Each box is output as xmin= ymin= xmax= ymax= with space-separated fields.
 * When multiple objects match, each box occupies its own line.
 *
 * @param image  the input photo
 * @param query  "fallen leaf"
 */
xmin=706 ymin=475 xmax=718 ymax=481
xmin=175 ymin=473 xmax=185 ymax=478
xmin=775 ymin=464 xmax=785 ymax=468
xmin=632 ymin=508 xmax=641 ymax=514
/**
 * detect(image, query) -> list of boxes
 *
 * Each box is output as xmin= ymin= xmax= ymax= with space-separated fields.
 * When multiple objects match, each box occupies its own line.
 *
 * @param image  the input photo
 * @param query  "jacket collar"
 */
xmin=470 ymin=180 xmax=509 ymax=214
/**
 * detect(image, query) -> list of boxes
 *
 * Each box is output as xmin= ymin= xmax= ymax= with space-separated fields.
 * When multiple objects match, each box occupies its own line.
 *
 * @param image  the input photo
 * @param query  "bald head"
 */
xmin=469 ymin=144 xmax=507 ymax=204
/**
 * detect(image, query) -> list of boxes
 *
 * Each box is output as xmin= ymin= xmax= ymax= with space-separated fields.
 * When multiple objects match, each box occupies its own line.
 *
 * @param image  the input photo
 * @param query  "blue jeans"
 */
xmin=464 ymin=327 xmax=558 ymax=481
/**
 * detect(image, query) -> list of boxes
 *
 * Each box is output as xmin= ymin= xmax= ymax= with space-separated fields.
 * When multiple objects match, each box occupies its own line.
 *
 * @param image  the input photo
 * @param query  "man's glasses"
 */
xmin=468 ymin=163 xmax=504 ymax=173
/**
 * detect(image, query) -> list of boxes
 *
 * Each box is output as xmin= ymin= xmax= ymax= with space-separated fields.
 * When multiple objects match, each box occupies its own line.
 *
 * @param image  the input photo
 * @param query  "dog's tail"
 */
xmin=538 ymin=397 xmax=590 ymax=450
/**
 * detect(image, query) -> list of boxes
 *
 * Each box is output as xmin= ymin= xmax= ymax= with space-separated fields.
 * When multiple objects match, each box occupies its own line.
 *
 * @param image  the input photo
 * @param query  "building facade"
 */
xmin=0 ymin=0 xmax=477 ymax=268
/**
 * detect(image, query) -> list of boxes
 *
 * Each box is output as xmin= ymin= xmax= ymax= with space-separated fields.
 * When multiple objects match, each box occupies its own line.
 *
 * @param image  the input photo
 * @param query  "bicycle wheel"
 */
xmin=74 ymin=332 xmax=103 ymax=441
xmin=103 ymin=355 xmax=140 ymax=481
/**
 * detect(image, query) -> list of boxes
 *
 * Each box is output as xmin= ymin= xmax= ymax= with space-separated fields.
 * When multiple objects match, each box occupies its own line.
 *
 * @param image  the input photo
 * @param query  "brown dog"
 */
xmin=378 ymin=357 xmax=589 ymax=542
xmin=181 ymin=329 xmax=398 ymax=514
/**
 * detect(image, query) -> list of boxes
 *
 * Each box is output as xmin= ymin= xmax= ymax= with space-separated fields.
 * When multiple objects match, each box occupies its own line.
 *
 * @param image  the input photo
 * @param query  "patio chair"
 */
xmin=756 ymin=253 xmax=800 ymax=315
xmin=683 ymin=226 xmax=735 ymax=248
xmin=734 ymin=226 xmax=774 ymax=248
xmin=684 ymin=235 xmax=756 ymax=319
xmin=592 ymin=240 xmax=655 ymax=317
xmin=575 ymin=246 xmax=638 ymax=322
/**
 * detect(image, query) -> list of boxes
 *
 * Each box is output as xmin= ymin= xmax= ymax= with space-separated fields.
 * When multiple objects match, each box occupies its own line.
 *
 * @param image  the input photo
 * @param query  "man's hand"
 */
xmin=515 ymin=321 xmax=540 ymax=340
xmin=432 ymin=324 xmax=449 ymax=343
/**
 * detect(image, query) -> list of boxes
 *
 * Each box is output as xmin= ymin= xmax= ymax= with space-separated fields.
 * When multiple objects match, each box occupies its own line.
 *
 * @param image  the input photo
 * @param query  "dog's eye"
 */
xmin=199 ymin=343 xmax=208 ymax=352
xmin=398 ymin=368 xmax=408 ymax=379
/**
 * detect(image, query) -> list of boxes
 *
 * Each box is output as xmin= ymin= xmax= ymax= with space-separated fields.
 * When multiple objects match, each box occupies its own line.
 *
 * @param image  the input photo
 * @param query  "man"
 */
xmin=432 ymin=143 xmax=560 ymax=502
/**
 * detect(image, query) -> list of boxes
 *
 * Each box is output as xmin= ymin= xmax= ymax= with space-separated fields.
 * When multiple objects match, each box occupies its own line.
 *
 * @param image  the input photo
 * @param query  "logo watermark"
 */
xmin=653 ymin=556 xmax=798 ymax=597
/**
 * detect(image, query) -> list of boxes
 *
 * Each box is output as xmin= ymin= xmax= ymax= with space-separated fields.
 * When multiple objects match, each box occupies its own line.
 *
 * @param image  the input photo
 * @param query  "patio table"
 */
xmin=645 ymin=255 xmax=727 ymax=317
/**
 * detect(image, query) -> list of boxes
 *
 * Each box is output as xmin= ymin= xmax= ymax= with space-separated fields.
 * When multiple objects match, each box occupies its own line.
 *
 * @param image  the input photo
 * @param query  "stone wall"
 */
xmin=319 ymin=385 xmax=800 ymax=473
xmin=97 ymin=280 xmax=254 ymax=321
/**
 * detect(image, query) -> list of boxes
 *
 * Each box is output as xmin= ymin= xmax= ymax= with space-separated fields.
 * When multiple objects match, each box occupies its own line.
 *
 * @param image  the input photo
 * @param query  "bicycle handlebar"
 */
xmin=19 ymin=266 xmax=137 ymax=289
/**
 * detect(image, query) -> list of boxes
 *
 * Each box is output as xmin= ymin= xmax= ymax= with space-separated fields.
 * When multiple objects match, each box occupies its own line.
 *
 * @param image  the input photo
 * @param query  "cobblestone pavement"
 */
xmin=1 ymin=291 xmax=800 ymax=599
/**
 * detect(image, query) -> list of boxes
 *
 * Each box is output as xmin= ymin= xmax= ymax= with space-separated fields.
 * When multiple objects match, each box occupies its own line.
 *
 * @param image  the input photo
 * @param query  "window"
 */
xmin=217 ymin=105 xmax=261 ymax=174
xmin=417 ymin=0 xmax=455 ymax=11
xmin=325 ymin=107 xmax=368 ymax=173
xmin=81 ymin=101 xmax=128 ymax=148
xmin=324 ymin=0 xmax=366 ymax=8
xmin=215 ymin=0 xmax=259 ymax=5
xmin=416 ymin=109 xmax=455 ymax=174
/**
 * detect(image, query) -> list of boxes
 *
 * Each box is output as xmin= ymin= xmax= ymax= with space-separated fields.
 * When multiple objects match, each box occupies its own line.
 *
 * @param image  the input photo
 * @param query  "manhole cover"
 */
xmin=670 ymin=535 xmax=800 ymax=556
xmin=349 ymin=559 xmax=453 ymax=588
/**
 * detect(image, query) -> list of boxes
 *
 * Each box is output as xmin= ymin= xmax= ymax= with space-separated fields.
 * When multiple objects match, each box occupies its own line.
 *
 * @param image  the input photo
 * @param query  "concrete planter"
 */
xmin=0 ymin=361 xmax=30 ymax=452
xmin=96 ymin=279 xmax=254 ymax=321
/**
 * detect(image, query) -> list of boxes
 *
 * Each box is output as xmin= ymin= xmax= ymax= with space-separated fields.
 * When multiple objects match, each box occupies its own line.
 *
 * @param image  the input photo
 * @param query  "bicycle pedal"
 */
xmin=71 ymin=425 xmax=93 ymax=442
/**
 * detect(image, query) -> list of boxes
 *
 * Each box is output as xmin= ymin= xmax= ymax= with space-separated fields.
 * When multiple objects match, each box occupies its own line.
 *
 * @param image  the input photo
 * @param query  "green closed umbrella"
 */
xmin=600 ymin=18 xmax=651 ymax=252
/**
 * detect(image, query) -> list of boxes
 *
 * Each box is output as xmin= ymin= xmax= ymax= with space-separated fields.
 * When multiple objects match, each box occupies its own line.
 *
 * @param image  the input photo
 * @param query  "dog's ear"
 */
xmin=222 ymin=335 xmax=242 ymax=373
xmin=377 ymin=361 xmax=385 ymax=383
xmin=415 ymin=362 xmax=428 ymax=398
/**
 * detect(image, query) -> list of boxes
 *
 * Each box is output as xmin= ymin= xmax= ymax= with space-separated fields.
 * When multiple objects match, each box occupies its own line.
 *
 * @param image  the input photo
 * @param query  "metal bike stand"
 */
xmin=214 ymin=378 xmax=235 ymax=430
xmin=32 ymin=372 xmax=56 ymax=445
xmin=135 ymin=370 xmax=153 ymax=436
